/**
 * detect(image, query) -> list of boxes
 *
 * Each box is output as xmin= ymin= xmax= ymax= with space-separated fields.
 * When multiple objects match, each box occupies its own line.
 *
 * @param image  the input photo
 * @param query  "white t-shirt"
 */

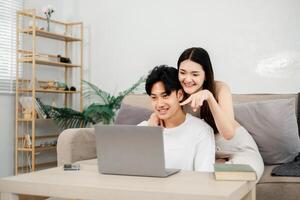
xmin=138 ymin=113 xmax=215 ymax=172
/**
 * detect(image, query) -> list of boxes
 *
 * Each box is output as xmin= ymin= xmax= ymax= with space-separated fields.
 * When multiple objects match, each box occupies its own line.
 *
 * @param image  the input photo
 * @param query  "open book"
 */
xmin=214 ymin=164 xmax=257 ymax=181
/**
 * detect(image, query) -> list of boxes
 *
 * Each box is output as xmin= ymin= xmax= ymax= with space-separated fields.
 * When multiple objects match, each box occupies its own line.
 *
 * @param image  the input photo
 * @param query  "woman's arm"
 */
xmin=207 ymin=82 xmax=236 ymax=139
xmin=180 ymin=82 xmax=237 ymax=139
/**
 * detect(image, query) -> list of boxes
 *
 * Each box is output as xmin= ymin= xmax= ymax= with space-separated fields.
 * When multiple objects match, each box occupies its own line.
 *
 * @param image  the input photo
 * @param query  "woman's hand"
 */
xmin=180 ymin=90 xmax=212 ymax=112
xmin=148 ymin=113 xmax=164 ymax=127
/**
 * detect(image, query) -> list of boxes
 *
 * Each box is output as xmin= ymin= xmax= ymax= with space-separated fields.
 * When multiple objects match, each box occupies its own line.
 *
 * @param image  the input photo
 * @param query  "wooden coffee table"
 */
xmin=0 ymin=163 xmax=256 ymax=200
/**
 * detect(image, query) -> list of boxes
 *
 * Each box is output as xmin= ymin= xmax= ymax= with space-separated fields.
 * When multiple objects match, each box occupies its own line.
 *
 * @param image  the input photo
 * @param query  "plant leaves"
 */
xmin=83 ymin=80 xmax=111 ymax=105
xmin=83 ymin=103 xmax=115 ymax=124
xmin=42 ymin=75 xmax=146 ymax=129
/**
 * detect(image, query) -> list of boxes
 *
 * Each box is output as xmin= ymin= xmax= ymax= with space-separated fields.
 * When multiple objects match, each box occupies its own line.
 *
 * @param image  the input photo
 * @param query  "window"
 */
xmin=0 ymin=0 xmax=23 ymax=93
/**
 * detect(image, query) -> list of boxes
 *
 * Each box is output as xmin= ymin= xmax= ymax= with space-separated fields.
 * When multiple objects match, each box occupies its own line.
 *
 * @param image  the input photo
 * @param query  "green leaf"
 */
xmin=83 ymin=103 xmax=115 ymax=124
xmin=41 ymin=104 xmax=90 ymax=129
xmin=83 ymin=80 xmax=110 ymax=104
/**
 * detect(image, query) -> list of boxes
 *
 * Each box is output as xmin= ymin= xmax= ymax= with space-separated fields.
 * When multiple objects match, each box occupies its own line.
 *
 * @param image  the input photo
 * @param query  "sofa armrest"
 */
xmin=57 ymin=128 xmax=96 ymax=166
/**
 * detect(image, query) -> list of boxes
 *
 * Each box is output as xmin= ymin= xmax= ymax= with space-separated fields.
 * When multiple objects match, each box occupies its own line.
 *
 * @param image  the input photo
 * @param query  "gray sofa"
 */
xmin=57 ymin=94 xmax=300 ymax=200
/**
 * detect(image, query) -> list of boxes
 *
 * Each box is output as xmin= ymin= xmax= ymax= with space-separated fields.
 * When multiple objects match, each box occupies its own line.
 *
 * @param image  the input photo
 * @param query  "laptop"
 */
xmin=95 ymin=125 xmax=180 ymax=177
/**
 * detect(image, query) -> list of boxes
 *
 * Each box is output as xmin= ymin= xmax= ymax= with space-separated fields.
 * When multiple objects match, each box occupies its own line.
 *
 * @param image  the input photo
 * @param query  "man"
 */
xmin=139 ymin=65 xmax=215 ymax=172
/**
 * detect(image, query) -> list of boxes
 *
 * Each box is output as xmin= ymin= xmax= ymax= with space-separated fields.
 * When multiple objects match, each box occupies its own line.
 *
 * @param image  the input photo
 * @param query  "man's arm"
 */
xmin=194 ymin=129 xmax=215 ymax=172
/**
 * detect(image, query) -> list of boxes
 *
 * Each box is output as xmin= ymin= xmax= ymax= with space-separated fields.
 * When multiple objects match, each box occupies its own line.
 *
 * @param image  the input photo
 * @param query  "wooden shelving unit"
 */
xmin=18 ymin=57 xmax=81 ymax=68
xmin=18 ymin=89 xmax=80 ymax=94
xmin=19 ymin=28 xmax=82 ymax=42
xmin=15 ymin=9 xmax=83 ymax=174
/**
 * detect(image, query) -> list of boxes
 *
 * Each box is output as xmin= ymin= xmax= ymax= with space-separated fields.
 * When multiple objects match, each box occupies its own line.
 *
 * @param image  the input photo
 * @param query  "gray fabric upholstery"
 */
xmin=234 ymin=98 xmax=300 ymax=164
xmin=232 ymin=93 xmax=299 ymax=133
xmin=115 ymin=103 xmax=152 ymax=125
xmin=57 ymin=128 xmax=96 ymax=166
xmin=257 ymin=183 xmax=300 ymax=200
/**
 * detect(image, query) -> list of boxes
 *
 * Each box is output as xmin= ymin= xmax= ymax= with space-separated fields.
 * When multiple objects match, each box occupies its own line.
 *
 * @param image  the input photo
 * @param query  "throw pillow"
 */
xmin=234 ymin=98 xmax=300 ymax=165
xmin=115 ymin=103 xmax=152 ymax=125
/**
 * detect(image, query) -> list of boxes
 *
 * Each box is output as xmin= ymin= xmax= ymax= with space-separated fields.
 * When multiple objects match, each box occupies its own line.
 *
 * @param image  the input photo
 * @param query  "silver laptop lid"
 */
xmin=95 ymin=125 xmax=167 ymax=177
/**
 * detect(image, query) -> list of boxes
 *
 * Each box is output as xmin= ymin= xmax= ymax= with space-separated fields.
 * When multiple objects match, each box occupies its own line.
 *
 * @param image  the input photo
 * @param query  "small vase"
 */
xmin=46 ymin=17 xmax=50 ymax=32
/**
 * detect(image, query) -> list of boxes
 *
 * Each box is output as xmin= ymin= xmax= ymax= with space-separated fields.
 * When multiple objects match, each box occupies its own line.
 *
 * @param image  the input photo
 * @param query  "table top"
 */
xmin=0 ymin=164 xmax=255 ymax=200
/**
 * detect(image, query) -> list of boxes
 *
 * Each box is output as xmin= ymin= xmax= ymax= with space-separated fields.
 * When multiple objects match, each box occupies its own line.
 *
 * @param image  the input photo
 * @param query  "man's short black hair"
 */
xmin=145 ymin=65 xmax=182 ymax=96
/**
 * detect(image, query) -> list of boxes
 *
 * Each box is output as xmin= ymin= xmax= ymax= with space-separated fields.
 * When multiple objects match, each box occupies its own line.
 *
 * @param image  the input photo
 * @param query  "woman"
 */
xmin=176 ymin=47 xmax=264 ymax=180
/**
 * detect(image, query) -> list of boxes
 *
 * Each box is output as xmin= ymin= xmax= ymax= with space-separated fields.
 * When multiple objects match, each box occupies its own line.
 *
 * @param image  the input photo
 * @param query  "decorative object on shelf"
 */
xmin=57 ymin=82 xmax=68 ymax=91
xmin=23 ymin=108 xmax=32 ymax=120
xmin=40 ymin=76 xmax=146 ymax=129
xmin=57 ymin=55 xmax=71 ymax=63
xmin=39 ymin=81 xmax=73 ymax=91
xmin=24 ymin=134 xmax=32 ymax=148
xmin=38 ymin=140 xmax=57 ymax=148
xmin=40 ymin=80 xmax=57 ymax=90
xmin=19 ymin=97 xmax=33 ymax=119
xmin=42 ymin=5 xmax=55 ymax=32
xmin=70 ymin=86 xmax=76 ymax=91
xmin=36 ymin=54 xmax=50 ymax=62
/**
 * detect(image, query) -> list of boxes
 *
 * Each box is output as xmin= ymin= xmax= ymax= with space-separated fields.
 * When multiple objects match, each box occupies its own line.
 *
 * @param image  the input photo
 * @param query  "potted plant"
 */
xmin=40 ymin=76 xmax=145 ymax=129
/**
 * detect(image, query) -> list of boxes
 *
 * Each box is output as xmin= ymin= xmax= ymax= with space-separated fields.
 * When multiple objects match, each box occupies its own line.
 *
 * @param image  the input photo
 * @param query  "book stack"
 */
xmin=35 ymin=98 xmax=48 ymax=119
xmin=214 ymin=164 xmax=257 ymax=181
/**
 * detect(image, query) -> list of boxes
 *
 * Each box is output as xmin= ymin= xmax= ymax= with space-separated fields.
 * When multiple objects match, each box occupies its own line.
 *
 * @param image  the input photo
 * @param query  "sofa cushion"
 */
xmin=115 ymin=103 xmax=152 ymax=125
xmin=234 ymin=98 xmax=300 ymax=165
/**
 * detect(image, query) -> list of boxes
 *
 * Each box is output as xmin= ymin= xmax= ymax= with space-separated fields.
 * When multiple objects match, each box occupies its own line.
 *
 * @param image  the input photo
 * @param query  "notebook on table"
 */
xmin=214 ymin=163 xmax=257 ymax=181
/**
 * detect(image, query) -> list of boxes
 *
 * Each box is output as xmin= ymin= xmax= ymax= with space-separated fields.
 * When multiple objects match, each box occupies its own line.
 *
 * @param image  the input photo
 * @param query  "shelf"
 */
xmin=36 ymin=134 xmax=59 ymax=139
xmin=19 ymin=28 xmax=81 ymax=42
xmin=18 ymin=134 xmax=59 ymax=140
xmin=17 ymin=146 xmax=57 ymax=152
xmin=18 ymin=161 xmax=57 ymax=172
xmin=17 ymin=148 xmax=33 ymax=152
xmin=18 ymin=88 xmax=80 ymax=94
xmin=17 ymin=118 xmax=33 ymax=122
xmin=17 ymin=118 xmax=52 ymax=122
xmin=18 ymin=57 xmax=81 ymax=68
xmin=35 ymin=146 xmax=57 ymax=152
xmin=36 ymin=161 xmax=57 ymax=170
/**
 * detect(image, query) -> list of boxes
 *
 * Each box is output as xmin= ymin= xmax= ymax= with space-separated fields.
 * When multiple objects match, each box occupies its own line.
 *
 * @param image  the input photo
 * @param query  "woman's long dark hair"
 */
xmin=177 ymin=47 xmax=218 ymax=133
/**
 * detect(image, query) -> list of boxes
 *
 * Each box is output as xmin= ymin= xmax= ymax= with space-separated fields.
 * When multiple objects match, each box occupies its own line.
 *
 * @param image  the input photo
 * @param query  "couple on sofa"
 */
xmin=139 ymin=47 xmax=264 ymax=179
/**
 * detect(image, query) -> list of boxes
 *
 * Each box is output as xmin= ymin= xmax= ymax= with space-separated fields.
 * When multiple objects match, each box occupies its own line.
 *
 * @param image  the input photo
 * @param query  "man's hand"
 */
xmin=180 ymin=90 xmax=212 ymax=112
xmin=148 ymin=113 xmax=164 ymax=127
